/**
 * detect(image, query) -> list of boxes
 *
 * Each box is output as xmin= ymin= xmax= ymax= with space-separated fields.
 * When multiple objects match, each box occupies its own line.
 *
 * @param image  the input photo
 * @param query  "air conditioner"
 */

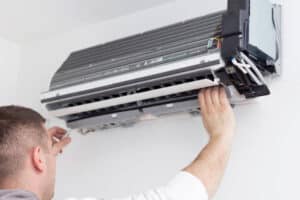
xmin=41 ymin=0 xmax=282 ymax=133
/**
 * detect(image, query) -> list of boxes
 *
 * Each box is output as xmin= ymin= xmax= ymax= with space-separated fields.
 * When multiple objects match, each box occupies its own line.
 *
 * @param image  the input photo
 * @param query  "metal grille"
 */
xmin=50 ymin=11 xmax=224 ymax=90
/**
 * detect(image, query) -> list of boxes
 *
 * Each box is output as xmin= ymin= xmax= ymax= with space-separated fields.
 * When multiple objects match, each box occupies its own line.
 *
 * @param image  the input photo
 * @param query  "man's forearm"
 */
xmin=183 ymin=87 xmax=236 ymax=199
xmin=184 ymin=135 xmax=233 ymax=199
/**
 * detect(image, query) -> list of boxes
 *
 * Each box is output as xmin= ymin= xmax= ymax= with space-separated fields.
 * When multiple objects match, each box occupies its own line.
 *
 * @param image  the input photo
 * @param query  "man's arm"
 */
xmin=114 ymin=87 xmax=235 ymax=200
xmin=184 ymin=87 xmax=236 ymax=198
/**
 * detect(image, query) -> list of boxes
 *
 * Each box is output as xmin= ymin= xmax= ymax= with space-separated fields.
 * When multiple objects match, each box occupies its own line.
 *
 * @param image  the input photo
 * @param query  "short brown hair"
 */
xmin=0 ymin=105 xmax=47 ymax=180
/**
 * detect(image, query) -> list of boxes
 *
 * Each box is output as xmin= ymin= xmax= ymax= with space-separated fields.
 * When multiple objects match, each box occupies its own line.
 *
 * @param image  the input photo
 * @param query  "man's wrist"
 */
xmin=209 ymin=133 xmax=234 ymax=145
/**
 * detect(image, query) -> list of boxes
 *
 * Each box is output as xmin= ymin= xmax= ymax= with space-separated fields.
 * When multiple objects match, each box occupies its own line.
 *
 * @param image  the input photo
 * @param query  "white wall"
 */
xmin=0 ymin=37 xmax=20 ymax=105
xmin=16 ymin=0 xmax=300 ymax=200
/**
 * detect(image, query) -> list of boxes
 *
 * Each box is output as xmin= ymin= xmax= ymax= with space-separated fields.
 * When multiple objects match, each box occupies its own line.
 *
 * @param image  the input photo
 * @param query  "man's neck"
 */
xmin=0 ymin=178 xmax=42 ymax=200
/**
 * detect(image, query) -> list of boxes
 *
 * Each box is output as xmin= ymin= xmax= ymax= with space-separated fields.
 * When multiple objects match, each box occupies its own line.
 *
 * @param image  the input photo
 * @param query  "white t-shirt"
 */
xmin=112 ymin=171 xmax=208 ymax=200
xmin=0 ymin=172 xmax=208 ymax=200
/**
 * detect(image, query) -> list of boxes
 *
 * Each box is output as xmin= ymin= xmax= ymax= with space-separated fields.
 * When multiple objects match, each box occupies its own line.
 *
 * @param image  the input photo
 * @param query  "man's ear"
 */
xmin=31 ymin=146 xmax=47 ymax=173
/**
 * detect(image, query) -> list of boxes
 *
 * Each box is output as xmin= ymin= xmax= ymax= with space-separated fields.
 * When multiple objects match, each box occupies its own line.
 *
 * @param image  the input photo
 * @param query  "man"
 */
xmin=0 ymin=87 xmax=235 ymax=200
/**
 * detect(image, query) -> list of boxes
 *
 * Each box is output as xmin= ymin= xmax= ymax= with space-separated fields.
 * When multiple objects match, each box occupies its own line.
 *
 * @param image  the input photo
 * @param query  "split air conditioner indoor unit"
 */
xmin=41 ymin=0 xmax=282 ymax=133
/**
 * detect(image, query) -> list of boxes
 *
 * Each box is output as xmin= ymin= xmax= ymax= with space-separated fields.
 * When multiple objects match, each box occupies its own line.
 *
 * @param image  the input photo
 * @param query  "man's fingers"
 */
xmin=198 ymin=90 xmax=206 ymax=113
xmin=48 ymin=126 xmax=66 ymax=135
xmin=53 ymin=137 xmax=71 ymax=155
xmin=204 ymin=88 xmax=213 ymax=112
xmin=47 ymin=126 xmax=67 ymax=138
xmin=211 ymin=87 xmax=220 ymax=106
xmin=199 ymin=86 xmax=232 ymax=116
xmin=219 ymin=87 xmax=230 ymax=106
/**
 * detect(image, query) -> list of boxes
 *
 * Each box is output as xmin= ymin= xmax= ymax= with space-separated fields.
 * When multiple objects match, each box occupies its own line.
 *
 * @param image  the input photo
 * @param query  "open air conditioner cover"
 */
xmin=41 ymin=0 xmax=281 ymax=132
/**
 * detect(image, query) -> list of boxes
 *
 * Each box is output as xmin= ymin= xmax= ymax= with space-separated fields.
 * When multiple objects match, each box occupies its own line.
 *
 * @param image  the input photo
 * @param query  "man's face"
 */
xmin=42 ymin=126 xmax=71 ymax=200
xmin=44 ymin=134 xmax=57 ymax=200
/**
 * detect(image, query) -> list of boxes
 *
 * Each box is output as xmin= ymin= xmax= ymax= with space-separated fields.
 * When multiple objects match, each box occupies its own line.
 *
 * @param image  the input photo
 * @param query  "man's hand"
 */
xmin=199 ymin=87 xmax=236 ymax=141
xmin=47 ymin=126 xmax=71 ymax=156
xmin=184 ymin=87 xmax=236 ymax=199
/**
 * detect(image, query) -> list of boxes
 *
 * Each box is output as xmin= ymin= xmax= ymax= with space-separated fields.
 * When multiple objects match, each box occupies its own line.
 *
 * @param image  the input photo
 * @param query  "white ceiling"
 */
xmin=0 ymin=0 xmax=172 ymax=44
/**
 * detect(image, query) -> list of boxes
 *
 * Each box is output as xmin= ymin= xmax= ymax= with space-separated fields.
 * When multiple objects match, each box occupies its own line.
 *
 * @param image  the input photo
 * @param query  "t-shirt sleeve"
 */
xmin=112 ymin=171 xmax=208 ymax=200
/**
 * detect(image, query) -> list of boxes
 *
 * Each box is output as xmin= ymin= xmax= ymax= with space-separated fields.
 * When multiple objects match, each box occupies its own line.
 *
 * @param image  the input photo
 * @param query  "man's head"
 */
xmin=0 ymin=105 xmax=71 ymax=200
